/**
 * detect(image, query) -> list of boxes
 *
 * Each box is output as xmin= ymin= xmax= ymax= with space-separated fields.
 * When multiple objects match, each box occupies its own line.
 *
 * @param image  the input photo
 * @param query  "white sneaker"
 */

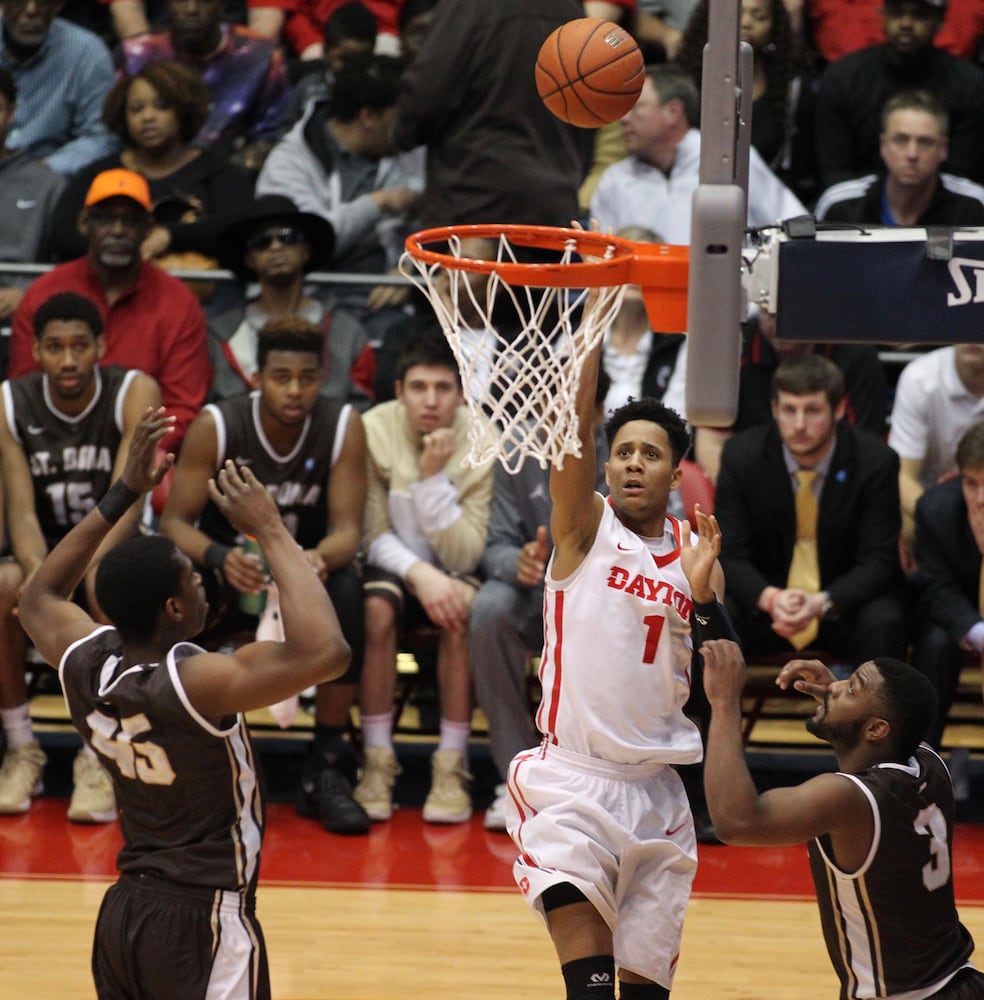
xmin=0 ymin=740 xmax=46 ymax=814
xmin=483 ymin=784 xmax=509 ymax=832
xmin=68 ymin=751 xmax=117 ymax=824
xmin=353 ymin=746 xmax=401 ymax=821
xmin=423 ymin=749 xmax=472 ymax=824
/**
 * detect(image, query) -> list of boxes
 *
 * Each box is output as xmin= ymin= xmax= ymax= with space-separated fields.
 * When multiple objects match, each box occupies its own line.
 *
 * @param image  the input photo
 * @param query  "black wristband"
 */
xmin=203 ymin=543 xmax=232 ymax=572
xmin=96 ymin=480 xmax=142 ymax=524
xmin=690 ymin=599 xmax=740 ymax=649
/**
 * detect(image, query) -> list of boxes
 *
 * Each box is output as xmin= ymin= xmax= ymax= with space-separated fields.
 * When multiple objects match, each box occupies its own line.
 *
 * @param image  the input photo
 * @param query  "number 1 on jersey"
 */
xmin=642 ymin=614 xmax=666 ymax=664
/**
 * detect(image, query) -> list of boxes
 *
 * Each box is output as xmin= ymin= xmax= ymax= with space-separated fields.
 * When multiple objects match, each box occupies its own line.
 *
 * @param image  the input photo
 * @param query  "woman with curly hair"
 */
xmin=674 ymin=0 xmax=817 ymax=205
xmin=50 ymin=60 xmax=255 ymax=267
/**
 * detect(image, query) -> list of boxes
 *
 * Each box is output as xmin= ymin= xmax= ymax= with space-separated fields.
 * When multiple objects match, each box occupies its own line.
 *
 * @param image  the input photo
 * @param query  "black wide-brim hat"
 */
xmin=217 ymin=194 xmax=336 ymax=277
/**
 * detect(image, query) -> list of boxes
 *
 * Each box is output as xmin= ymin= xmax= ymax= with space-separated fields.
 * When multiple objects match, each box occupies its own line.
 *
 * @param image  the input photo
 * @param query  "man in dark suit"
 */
xmin=714 ymin=353 xmax=908 ymax=665
xmin=911 ymin=421 xmax=984 ymax=747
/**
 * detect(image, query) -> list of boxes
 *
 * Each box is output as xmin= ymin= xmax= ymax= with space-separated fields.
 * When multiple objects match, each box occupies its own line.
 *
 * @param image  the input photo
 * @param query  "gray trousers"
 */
xmin=469 ymin=579 xmax=542 ymax=781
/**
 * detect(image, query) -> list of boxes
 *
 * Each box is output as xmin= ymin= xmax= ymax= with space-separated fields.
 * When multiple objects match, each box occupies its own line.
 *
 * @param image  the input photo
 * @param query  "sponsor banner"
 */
xmin=775 ymin=237 xmax=984 ymax=343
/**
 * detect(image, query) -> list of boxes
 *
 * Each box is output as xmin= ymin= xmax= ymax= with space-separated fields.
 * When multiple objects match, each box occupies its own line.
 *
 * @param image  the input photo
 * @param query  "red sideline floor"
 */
xmin=2 ymin=798 xmax=983 ymax=907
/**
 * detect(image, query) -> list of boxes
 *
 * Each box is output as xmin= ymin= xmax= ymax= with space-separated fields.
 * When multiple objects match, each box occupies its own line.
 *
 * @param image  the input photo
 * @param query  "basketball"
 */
xmin=535 ymin=18 xmax=645 ymax=129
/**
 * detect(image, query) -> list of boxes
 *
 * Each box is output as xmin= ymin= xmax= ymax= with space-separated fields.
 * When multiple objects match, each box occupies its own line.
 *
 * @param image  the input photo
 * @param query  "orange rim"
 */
xmin=404 ymin=224 xmax=688 ymax=290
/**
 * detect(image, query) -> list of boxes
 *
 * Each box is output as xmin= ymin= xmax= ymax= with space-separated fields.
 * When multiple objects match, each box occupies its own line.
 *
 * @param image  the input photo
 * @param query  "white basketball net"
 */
xmin=399 ymin=232 xmax=626 ymax=474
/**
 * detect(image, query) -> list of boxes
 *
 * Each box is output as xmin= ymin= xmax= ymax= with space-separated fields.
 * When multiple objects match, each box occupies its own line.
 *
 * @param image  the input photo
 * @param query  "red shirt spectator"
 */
xmin=10 ymin=258 xmax=210 ymax=451
xmin=251 ymin=0 xmax=401 ymax=57
xmin=809 ymin=0 xmax=984 ymax=62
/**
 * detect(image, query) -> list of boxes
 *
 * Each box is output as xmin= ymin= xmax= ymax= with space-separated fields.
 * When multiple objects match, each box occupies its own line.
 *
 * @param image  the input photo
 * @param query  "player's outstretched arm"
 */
xmin=549 ymin=222 xmax=606 ymax=578
xmin=178 ymin=461 xmax=351 ymax=718
xmin=20 ymin=407 xmax=176 ymax=667
xmin=701 ymin=639 xmax=871 ymax=853
xmin=91 ymin=372 xmax=163 ymax=563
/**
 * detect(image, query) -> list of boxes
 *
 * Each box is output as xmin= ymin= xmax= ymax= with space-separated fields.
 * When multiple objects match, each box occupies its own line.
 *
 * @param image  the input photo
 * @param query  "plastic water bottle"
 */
xmin=238 ymin=535 xmax=267 ymax=615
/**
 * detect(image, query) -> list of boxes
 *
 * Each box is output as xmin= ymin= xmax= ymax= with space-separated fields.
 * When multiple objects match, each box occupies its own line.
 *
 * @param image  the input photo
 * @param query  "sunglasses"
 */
xmin=246 ymin=226 xmax=307 ymax=251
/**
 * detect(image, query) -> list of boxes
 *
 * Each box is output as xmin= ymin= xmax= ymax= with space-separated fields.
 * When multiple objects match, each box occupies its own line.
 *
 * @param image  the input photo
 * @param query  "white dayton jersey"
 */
xmin=536 ymin=496 xmax=702 ymax=765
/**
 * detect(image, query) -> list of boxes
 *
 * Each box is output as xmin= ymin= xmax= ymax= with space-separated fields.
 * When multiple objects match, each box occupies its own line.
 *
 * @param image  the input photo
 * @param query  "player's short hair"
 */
xmin=256 ymin=317 xmax=325 ymax=371
xmin=604 ymin=398 xmax=692 ymax=466
xmin=329 ymin=53 xmax=403 ymax=122
xmin=647 ymin=64 xmax=700 ymax=129
xmin=872 ymin=657 xmax=937 ymax=760
xmin=102 ymin=60 xmax=210 ymax=144
xmin=395 ymin=331 xmax=461 ymax=386
xmin=95 ymin=534 xmax=186 ymax=643
xmin=33 ymin=292 xmax=103 ymax=340
xmin=771 ymin=353 xmax=846 ymax=410
xmin=956 ymin=421 xmax=984 ymax=471
xmin=881 ymin=88 xmax=949 ymax=136
xmin=0 ymin=66 xmax=16 ymax=106
xmin=324 ymin=0 xmax=377 ymax=48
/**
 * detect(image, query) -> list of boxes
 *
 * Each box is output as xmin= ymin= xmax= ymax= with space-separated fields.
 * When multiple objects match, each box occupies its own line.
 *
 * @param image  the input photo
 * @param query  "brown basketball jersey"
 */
xmin=808 ymin=745 xmax=976 ymax=998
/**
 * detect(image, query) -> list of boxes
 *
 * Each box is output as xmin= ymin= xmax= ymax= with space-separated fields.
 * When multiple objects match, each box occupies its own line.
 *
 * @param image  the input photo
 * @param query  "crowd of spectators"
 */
xmin=0 ymin=0 xmax=982 ymax=834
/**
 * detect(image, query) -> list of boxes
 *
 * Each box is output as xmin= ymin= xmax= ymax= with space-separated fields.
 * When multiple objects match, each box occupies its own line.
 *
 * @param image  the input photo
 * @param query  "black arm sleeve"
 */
xmin=689 ymin=600 xmax=741 ymax=649
xmin=685 ymin=601 xmax=741 ymax=734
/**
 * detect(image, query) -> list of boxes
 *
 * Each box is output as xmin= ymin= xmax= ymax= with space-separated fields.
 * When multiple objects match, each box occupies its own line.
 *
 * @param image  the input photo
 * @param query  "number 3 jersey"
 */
xmin=536 ymin=496 xmax=702 ymax=765
xmin=59 ymin=625 xmax=264 ymax=895
xmin=809 ymin=745 xmax=976 ymax=999
xmin=3 ymin=367 xmax=136 ymax=547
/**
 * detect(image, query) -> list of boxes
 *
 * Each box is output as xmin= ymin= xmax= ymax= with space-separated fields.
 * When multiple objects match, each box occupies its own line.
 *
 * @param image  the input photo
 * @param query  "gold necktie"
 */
xmin=787 ymin=469 xmax=820 ymax=649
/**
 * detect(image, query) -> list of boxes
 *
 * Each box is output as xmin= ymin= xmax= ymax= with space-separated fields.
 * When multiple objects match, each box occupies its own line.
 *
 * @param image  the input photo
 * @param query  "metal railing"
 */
xmin=0 ymin=262 xmax=919 ymax=370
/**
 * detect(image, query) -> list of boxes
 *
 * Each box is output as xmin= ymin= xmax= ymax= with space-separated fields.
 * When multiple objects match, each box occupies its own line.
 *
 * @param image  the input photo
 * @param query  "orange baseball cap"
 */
xmin=83 ymin=169 xmax=152 ymax=211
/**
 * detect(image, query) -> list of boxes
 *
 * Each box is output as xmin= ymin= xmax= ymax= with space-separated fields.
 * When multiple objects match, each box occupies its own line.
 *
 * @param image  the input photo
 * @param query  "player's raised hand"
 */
xmin=207 ymin=461 xmax=280 ymax=541
xmin=775 ymin=659 xmax=837 ymax=699
xmin=121 ymin=406 xmax=176 ymax=494
xmin=699 ymin=638 xmax=747 ymax=705
xmin=680 ymin=503 xmax=721 ymax=603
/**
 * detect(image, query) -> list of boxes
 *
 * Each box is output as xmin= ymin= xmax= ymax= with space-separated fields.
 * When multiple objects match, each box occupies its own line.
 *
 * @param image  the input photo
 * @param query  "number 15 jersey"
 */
xmin=536 ymin=496 xmax=702 ymax=766
xmin=3 ymin=367 xmax=135 ymax=547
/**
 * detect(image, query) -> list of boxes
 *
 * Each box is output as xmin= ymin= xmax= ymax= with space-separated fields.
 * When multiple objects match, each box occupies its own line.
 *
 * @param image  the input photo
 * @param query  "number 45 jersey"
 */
xmin=536 ymin=497 xmax=703 ymax=766
xmin=809 ymin=744 xmax=977 ymax=1000
xmin=59 ymin=625 xmax=264 ymax=894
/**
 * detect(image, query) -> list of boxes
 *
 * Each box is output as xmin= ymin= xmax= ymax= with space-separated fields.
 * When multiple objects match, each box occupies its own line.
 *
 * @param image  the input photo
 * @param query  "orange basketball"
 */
xmin=535 ymin=18 xmax=645 ymax=128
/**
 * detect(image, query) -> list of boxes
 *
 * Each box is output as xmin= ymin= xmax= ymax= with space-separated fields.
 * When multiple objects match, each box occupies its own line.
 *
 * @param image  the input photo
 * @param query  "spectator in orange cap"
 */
xmin=8 ymin=168 xmax=210 ymax=452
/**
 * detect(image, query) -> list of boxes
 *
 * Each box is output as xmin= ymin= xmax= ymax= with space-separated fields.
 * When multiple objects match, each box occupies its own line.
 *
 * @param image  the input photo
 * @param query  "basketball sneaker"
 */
xmin=423 ymin=749 xmax=472 ymax=824
xmin=296 ymin=742 xmax=370 ymax=836
xmin=353 ymin=746 xmax=401 ymax=821
xmin=0 ymin=740 xmax=46 ymax=814
xmin=68 ymin=750 xmax=117 ymax=824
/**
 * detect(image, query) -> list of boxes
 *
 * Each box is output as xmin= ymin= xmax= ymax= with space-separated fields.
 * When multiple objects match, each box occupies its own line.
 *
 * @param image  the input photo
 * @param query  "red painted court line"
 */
xmin=3 ymin=799 xmax=984 ymax=906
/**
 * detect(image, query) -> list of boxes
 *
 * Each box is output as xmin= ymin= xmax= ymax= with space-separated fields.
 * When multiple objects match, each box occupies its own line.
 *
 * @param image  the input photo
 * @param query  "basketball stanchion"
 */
xmin=400 ymin=224 xmax=688 ymax=475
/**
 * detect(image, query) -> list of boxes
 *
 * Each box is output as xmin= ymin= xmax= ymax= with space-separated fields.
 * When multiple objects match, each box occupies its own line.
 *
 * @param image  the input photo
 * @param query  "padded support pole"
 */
xmin=685 ymin=0 xmax=750 ymax=427
xmin=686 ymin=184 xmax=745 ymax=426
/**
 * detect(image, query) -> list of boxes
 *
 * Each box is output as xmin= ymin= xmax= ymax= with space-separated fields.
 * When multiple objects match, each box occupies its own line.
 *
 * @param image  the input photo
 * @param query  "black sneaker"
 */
xmin=318 ymin=768 xmax=370 ymax=835
xmin=297 ymin=761 xmax=370 ymax=836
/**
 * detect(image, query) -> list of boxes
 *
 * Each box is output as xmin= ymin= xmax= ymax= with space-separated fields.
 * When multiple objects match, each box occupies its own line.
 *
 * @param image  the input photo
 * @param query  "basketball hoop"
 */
xmin=400 ymin=224 xmax=688 ymax=473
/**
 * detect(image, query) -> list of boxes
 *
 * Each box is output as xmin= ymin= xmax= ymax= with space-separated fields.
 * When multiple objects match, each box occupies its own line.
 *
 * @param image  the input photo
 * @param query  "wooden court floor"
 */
xmin=2 ymin=796 xmax=984 ymax=1000
xmin=4 ymin=669 xmax=983 ymax=999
